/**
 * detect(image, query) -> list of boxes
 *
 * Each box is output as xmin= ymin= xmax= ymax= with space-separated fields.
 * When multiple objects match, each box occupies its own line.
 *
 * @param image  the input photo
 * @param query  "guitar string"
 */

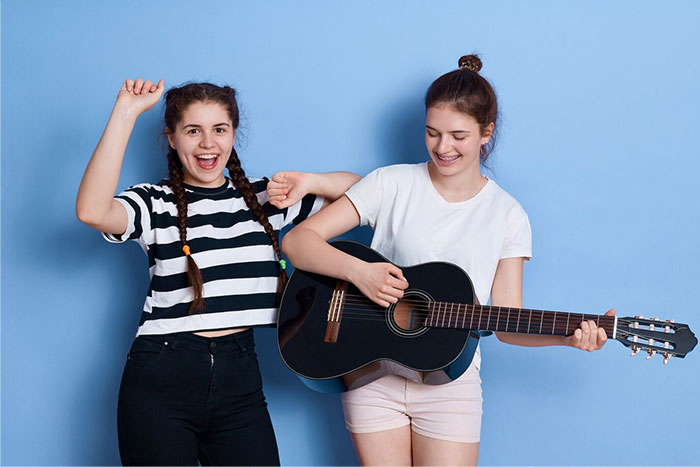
xmin=331 ymin=308 xmax=621 ymax=335
xmin=321 ymin=307 xmax=669 ymax=342
xmin=338 ymin=295 xmax=673 ymax=328
xmin=330 ymin=305 xmax=614 ymax=334
xmin=314 ymin=309 xmax=675 ymax=350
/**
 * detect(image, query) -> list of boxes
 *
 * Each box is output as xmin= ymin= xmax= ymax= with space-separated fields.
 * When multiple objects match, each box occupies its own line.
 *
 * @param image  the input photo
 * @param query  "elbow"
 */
xmin=281 ymin=229 xmax=296 ymax=258
xmin=76 ymin=203 xmax=96 ymax=226
xmin=75 ymin=201 xmax=105 ymax=229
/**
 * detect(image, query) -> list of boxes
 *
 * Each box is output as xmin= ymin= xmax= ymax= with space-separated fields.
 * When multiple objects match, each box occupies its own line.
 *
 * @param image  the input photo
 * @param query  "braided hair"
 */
xmin=164 ymin=83 xmax=286 ymax=313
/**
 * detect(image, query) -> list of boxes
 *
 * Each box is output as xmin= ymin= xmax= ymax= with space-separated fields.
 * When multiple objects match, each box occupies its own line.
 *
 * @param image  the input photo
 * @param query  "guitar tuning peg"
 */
xmin=630 ymin=346 xmax=640 ymax=356
xmin=663 ymin=352 xmax=670 ymax=365
xmin=646 ymin=349 xmax=657 ymax=360
xmin=651 ymin=317 xmax=659 ymax=321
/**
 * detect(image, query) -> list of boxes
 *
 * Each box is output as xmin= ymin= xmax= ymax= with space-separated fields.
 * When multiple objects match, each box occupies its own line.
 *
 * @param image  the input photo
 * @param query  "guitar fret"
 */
xmin=487 ymin=307 xmax=492 ymax=331
xmin=506 ymin=309 xmax=511 ymax=333
xmin=527 ymin=309 xmax=532 ymax=333
xmin=469 ymin=306 xmax=474 ymax=329
xmin=539 ymin=310 xmax=544 ymax=334
xmin=461 ymin=304 xmax=467 ymax=329
xmin=552 ymin=312 xmax=557 ymax=335
xmin=495 ymin=308 xmax=501 ymax=332
xmin=516 ymin=309 xmax=521 ymax=333
xmin=566 ymin=312 xmax=570 ymax=335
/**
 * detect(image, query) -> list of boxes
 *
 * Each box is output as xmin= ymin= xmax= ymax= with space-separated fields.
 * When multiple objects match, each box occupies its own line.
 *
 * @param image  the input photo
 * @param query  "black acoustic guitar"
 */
xmin=278 ymin=241 xmax=697 ymax=393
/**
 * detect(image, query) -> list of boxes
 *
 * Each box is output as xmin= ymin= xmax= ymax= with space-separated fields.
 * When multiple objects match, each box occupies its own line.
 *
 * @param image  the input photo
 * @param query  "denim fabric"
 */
xmin=117 ymin=329 xmax=279 ymax=466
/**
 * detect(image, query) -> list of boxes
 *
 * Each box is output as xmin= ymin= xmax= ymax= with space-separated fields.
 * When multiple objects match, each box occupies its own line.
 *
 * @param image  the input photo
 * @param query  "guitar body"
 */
xmin=278 ymin=241 xmax=480 ymax=393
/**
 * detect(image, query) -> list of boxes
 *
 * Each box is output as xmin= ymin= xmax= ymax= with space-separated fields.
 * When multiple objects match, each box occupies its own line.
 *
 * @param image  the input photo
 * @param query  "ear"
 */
xmin=481 ymin=122 xmax=495 ymax=145
xmin=232 ymin=129 xmax=237 ymax=145
xmin=167 ymin=131 xmax=176 ymax=150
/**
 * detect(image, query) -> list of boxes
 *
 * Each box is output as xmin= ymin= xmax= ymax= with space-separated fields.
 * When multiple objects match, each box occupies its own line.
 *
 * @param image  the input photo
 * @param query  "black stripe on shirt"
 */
xmin=150 ymin=231 xmax=276 ymax=261
xmin=291 ymin=193 xmax=318 ymax=225
xmin=142 ymin=292 xmax=277 ymax=324
xmin=149 ymin=260 xmax=278 ymax=292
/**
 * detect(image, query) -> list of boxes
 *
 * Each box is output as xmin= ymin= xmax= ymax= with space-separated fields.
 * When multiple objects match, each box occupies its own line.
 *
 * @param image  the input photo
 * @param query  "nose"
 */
xmin=199 ymin=131 xmax=215 ymax=148
xmin=436 ymin=136 xmax=450 ymax=154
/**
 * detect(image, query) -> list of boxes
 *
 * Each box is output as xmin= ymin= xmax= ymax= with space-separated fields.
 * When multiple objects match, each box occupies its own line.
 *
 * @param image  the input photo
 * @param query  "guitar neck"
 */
xmin=425 ymin=302 xmax=616 ymax=337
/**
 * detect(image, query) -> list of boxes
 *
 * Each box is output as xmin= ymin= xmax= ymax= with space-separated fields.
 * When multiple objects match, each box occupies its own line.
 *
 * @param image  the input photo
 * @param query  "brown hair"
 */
xmin=425 ymin=54 xmax=499 ymax=164
xmin=164 ymin=83 xmax=287 ymax=313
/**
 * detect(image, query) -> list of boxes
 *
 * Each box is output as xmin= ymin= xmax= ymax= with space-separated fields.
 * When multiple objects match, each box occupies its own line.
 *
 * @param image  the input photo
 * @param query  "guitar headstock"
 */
xmin=616 ymin=316 xmax=697 ymax=364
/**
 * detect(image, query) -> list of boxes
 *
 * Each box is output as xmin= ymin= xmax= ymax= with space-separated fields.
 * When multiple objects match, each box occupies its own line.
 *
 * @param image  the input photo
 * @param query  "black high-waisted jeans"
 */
xmin=117 ymin=329 xmax=280 ymax=466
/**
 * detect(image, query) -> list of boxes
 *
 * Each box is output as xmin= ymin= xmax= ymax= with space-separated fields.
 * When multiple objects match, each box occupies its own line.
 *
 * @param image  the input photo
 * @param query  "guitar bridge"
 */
xmin=325 ymin=280 xmax=348 ymax=343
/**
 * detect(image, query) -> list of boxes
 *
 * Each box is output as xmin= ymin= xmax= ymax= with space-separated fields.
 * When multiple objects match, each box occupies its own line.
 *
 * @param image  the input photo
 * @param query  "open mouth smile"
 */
xmin=195 ymin=153 xmax=219 ymax=169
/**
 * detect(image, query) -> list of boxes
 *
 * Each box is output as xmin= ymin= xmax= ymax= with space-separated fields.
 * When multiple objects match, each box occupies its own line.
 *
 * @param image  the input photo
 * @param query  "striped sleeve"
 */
xmin=285 ymin=193 xmax=324 ymax=226
xmin=255 ymin=177 xmax=324 ymax=229
xmin=102 ymin=184 xmax=154 ymax=247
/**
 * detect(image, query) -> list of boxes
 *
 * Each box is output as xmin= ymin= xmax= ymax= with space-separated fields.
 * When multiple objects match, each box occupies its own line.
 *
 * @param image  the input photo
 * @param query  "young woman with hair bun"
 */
xmin=76 ymin=78 xmax=359 ymax=465
xmin=280 ymin=54 xmax=614 ymax=465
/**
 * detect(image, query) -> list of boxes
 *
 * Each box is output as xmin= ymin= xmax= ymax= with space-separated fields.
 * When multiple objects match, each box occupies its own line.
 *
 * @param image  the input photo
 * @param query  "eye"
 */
xmin=187 ymin=128 xmax=199 ymax=135
xmin=426 ymin=129 xmax=439 ymax=138
xmin=454 ymin=136 xmax=466 ymax=141
xmin=214 ymin=127 xmax=226 ymax=134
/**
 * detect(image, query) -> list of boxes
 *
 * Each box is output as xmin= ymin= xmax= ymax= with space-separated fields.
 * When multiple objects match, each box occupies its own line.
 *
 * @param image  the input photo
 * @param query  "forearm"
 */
xmin=282 ymin=226 xmax=365 ymax=282
xmin=496 ymin=332 xmax=566 ymax=347
xmin=76 ymin=103 xmax=136 ymax=225
xmin=305 ymin=172 xmax=361 ymax=201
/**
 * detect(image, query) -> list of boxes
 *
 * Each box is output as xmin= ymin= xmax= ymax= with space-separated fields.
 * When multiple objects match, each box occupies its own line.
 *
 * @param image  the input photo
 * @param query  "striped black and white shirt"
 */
xmin=103 ymin=177 xmax=323 ymax=336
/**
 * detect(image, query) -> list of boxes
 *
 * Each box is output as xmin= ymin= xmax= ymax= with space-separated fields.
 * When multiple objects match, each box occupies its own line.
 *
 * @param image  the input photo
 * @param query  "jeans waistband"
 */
xmin=136 ymin=328 xmax=254 ymax=353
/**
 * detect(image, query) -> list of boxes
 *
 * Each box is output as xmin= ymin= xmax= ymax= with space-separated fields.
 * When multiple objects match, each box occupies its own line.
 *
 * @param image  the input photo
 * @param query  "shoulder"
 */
xmin=246 ymin=177 xmax=269 ymax=194
xmin=359 ymin=163 xmax=425 ymax=189
xmin=485 ymin=179 xmax=529 ymax=219
xmin=369 ymin=163 xmax=424 ymax=179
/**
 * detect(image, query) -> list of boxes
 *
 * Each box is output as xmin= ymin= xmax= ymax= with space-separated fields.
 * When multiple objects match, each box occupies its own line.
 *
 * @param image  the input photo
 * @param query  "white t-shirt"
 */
xmin=345 ymin=162 xmax=532 ymax=307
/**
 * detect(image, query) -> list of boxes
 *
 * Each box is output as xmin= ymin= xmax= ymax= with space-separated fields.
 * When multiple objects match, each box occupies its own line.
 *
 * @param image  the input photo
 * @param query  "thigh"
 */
xmin=407 ymin=361 xmax=483 ymax=444
xmin=411 ymin=431 xmax=479 ymax=467
xmin=118 ymin=335 xmax=207 ymax=465
xmin=199 ymin=340 xmax=280 ymax=466
xmin=341 ymin=375 xmax=410 ymax=435
xmin=351 ymin=425 xmax=413 ymax=466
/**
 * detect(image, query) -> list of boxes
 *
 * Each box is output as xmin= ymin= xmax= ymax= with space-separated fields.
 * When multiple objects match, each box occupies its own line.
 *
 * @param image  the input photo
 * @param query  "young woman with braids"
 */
xmin=76 ymin=78 xmax=359 ymax=465
xmin=279 ymin=54 xmax=615 ymax=466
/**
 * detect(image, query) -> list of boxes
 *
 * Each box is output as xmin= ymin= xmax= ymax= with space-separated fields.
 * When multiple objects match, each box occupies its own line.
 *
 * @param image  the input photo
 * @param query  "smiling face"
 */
xmin=425 ymin=103 xmax=493 ymax=180
xmin=167 ymin=101 xmax=235 ymax=188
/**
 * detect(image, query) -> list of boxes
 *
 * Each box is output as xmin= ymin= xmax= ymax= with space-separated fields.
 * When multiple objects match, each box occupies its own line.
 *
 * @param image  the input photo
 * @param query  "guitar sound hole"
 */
xmin=387 ymin=290 xmax=430 ymax=337
xmin=393 ymin=301 xmax=422 ymax=331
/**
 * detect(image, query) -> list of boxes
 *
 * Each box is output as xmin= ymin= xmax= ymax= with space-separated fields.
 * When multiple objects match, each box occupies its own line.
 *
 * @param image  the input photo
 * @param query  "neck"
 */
xmin=427 ymin=162 xmax=485 ymax=202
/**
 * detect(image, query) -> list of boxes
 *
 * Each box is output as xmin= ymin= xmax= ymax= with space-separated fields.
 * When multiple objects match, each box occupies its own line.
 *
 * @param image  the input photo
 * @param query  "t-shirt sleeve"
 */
xmin=283 ymin=193 xmax=325 ymax=226
xmin=102 ymin=184 xmax=154 ymax=247
xmin=500 ymin=204 xmax=532 ymax=260
xmin=344 ymin=167 xmax=384 ymax=228
xmin=257 ymin=176 xmax=325 ymax=229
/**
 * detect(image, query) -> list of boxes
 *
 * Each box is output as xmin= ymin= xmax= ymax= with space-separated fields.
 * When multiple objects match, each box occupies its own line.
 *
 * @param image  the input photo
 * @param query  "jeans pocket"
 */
xmin=127 ymin=336 xmax=167 ymax=366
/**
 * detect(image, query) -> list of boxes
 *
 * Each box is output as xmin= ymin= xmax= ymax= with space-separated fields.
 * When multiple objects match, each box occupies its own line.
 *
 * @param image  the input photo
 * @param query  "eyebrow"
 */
xmin=425 ymin=125 xmax=470 ymax=134
xmin=182 ymin=122 xmax=231 ymax=129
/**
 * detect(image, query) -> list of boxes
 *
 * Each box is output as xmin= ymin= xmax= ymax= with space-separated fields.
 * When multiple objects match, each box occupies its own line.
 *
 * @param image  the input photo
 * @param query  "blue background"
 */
xmin=2 ymin=0 xmax=700 ymax=465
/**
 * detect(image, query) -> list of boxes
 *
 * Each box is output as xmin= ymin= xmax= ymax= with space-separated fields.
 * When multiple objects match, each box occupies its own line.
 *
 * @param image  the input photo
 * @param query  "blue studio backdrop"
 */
xmin=2 ymin=1 xmax=700 ymax=465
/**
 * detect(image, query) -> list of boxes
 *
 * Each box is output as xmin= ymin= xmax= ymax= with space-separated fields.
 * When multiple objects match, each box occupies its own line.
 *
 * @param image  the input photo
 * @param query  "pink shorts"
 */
xmin=341 ymin=347 xmax=483 ymax=443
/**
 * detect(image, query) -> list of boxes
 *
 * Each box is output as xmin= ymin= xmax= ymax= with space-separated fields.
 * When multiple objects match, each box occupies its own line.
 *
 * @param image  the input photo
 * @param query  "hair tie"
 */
xmin=279 ymin=259 xmax=286 ymax=270
xmin=182 ymin=245 xmax=191 ymax=256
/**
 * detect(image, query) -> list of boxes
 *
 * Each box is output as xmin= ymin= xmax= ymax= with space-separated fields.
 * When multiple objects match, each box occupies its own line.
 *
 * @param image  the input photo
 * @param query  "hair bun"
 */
xmin=458 ymin=54 xmax=482 ymax=73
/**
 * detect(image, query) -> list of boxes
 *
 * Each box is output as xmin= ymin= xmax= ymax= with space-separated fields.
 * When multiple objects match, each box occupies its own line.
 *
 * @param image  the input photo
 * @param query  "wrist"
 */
xmin=344 ymin=257 xmax=366 ymax=284
xmin=112 ymin=100 xmax=142 ymax=123
xmin=304 ymin=172 xmax=320 ymax=196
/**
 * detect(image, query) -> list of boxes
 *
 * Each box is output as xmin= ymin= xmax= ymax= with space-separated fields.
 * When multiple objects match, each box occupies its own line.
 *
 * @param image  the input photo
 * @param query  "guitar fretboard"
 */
xmin=425 ymin=302 xmax=616 ymax=336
